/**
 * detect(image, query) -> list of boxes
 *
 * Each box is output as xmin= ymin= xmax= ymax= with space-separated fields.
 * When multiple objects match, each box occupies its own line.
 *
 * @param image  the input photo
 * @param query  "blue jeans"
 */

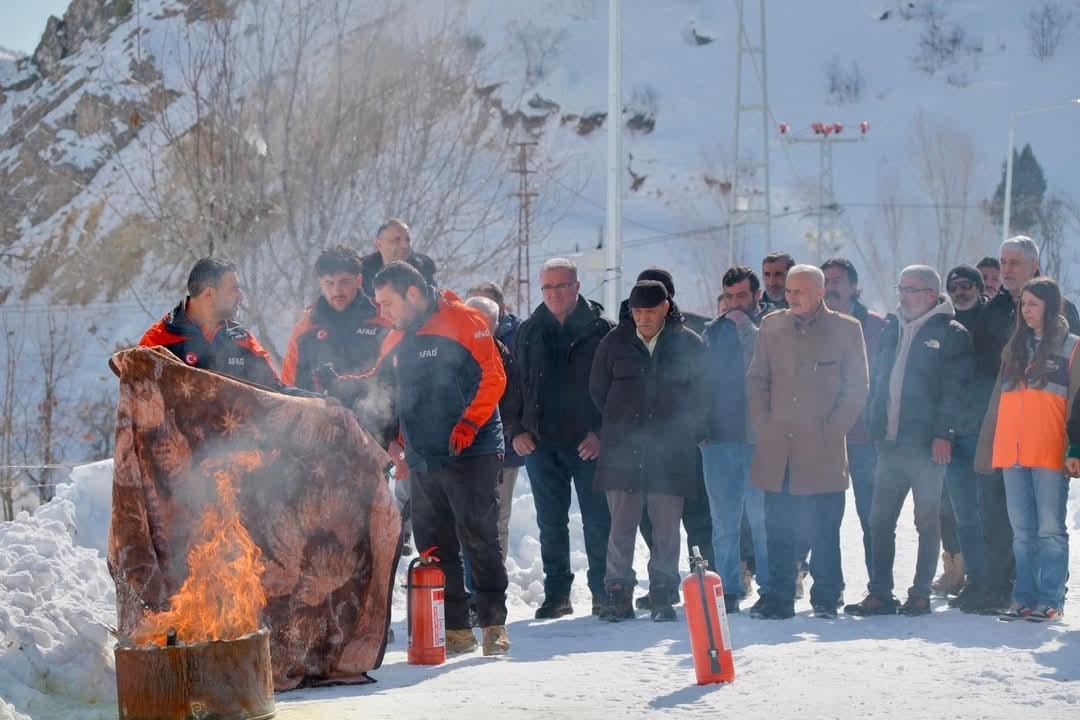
xmin=944 ymin=435 xmax=987 ymax=589
xmin=1003 ymin=466 xmax=1070 ymax=609
xmin=701 ymin=443 xmax=769 ymax=598
xmin=525 ymin=445 xmax=611 ymax=599
xmin=765 ymin=471 xmax=845 ymax=607
xmin=848 ymin=443 xmax=879 ymax=578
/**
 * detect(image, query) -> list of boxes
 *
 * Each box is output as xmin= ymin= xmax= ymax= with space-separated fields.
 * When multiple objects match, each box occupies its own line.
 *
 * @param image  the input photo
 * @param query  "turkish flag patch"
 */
xmin=317 ymin=329 xmax=329 ymax=340
xmin=184 ymin=352 xmax=198 ymax=366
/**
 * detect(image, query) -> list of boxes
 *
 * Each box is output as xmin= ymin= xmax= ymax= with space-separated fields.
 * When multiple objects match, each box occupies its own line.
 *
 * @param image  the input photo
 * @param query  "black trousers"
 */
xmin=411 ymin=454 xmax=509 ymax=630
xmin=978 ymin=469 xmax=1016 ymax=595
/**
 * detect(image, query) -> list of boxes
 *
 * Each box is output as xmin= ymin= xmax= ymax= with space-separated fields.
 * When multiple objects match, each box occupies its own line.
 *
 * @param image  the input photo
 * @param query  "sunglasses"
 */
xmin=947 ymin=281 xmax=975 ymax=292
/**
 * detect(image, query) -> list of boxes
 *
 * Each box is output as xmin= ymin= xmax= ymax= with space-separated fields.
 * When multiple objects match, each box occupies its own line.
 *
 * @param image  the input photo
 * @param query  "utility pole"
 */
xmin=728 ymin=0 xmax=772 ymax=269
xmin=604 ymin=0 xmax=623 ymax=314
xmin=778 ymin=120 xmax=870 ymax=262
xmin=510 ymin=140 xmax=538 ymax=316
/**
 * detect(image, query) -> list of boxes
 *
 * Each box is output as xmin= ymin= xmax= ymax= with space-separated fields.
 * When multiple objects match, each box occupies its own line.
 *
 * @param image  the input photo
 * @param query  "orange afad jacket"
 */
xmin=370 ymin=289 xmax=506 ymax=471
xmin=977 ymin=328 xmax=1080 ymax=473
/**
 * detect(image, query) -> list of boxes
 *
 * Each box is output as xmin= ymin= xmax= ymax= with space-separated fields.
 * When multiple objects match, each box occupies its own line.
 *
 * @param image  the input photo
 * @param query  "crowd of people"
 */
xmin=139 ymin=218 xmax=1080 ymax=658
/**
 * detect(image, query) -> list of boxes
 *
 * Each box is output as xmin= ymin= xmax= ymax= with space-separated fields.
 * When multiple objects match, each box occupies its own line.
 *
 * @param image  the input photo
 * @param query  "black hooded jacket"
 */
xmin=360 ymin=251 xmax=437 ymax=299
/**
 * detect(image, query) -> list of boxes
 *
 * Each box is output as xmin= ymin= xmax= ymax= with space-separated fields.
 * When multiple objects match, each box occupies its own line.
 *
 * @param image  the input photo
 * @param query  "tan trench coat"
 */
xmin=748 ymin=304 xmax=870 ymax=494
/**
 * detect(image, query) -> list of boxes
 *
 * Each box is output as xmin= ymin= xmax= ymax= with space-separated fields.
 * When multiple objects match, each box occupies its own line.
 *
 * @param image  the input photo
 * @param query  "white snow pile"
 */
xmin=0 ymin=462 xmax=116 ymax=720
xmin=6 ymin=459 xmax=1080 ymax=718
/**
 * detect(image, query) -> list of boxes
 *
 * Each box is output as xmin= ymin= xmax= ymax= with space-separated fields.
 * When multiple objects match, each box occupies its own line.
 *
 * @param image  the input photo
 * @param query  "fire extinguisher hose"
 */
xmin=694 ymin=559 xmax=723 ymax=675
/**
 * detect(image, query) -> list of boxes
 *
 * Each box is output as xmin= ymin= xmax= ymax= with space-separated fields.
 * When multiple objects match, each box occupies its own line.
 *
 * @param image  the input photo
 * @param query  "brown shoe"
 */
xmin=446 ymin=628 xmax=478 ymax=655
xmin=931 ymin=552 xmax=965 ymax=596
xmin=481 ymin=625 xmax=510 ymax=656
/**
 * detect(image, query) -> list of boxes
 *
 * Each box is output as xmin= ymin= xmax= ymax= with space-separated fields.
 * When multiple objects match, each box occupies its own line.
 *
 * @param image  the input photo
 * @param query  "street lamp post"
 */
xmin=1001 ymin=98 xmax=1080 ymax=245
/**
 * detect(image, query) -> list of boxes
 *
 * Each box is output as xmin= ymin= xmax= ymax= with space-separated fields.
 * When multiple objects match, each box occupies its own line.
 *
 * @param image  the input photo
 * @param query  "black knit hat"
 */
xmin=629 ymin=280 xmax=669 ymax=309
xmin=946 ymin=265 xmax=984 ymax=292
xmin=636 ymin=267 xmax=675 ymax=298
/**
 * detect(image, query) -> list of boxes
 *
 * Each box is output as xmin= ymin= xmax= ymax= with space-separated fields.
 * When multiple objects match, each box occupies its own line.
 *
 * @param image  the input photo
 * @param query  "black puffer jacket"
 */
xmin=588 ymin=309 xmax=707 ymax=497
xmin=503 ymin=296 xmax=613 ymax=448
xmin=867 ymin=303 xmax=975 ymax=444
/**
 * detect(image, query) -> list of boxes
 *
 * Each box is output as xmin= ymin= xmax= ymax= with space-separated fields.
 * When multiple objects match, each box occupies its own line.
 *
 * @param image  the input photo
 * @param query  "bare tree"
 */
xmin=1027 ymin=2 xmax=1072 ymax=61
xmin=824 ymin=56 xmax=866 ymax=105
xmin=907 ymin=111 xmax=986 ymax=272
xmin=16 ymin=311 xmax=77 ymax=503
xmin=76 ymin=383 xmax=118 ymax=461
xmin=850 ymin=161 xmax=909 ymax=307
xmin=94 ymin=0 xmax=549 ymax=357
xmin=0 ymin=309 xmax=30 ymax=520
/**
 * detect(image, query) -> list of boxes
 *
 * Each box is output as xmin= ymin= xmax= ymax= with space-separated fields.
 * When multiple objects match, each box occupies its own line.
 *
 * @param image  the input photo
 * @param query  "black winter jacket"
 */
xmin=503 ymin=297 xmax=614 ymax=448
xmin=360 ymin=250 xmax=438 ymax=299
xmin=588 ymin=310 xmax=708 ymax=497
xmin=867 ymin=305 xmax=975 ymax=445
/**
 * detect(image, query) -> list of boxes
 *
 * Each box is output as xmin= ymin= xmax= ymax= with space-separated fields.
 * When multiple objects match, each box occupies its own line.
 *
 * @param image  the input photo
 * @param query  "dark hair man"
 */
xmin=359 ymin=219 xmax=437 ymax=299
xmin=281 ymin=246 xmax=389 ymax=402
xmin=821 ymin=257 xmax=887 ymax=580
xmin=370 ymin=261 xmax=509 ymax=656
xmin=140 ymin=257 xmax=281 ymax=388
xmin=700 ymin=266 xmax=770 ymax=614
xmin=975 ymin=256 xmax=1001 ymax=299
xmin=502 ymin=258 xmax=614 ymax=619
xmin=761 ymin=251 xmax=795 ymax=312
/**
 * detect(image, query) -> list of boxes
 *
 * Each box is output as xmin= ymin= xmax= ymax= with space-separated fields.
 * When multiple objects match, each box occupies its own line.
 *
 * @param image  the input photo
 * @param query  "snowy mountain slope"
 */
xmin=456 ymin=0 xmax=1080 ymax=310
xmin=4 ymin=459 xmax=1080 ymax=720
xmin=6 ymin=1 xmax=1080 ymax=313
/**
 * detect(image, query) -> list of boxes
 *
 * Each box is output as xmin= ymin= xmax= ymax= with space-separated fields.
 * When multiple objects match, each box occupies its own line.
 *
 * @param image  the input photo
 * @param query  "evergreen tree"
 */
xmin=990 ymin=143 xmax=1047 ymax=235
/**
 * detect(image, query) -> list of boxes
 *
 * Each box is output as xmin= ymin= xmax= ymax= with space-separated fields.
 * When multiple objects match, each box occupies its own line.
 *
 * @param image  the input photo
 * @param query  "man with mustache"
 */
xmin=140 ymin=257 xmax=282 ymax=389
xmin=821 ymin=258 xmax=886 ymax=579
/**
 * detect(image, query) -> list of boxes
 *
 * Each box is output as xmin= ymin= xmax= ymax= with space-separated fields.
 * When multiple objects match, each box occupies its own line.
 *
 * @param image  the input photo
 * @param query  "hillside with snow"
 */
xmin=4 ymin=0 xmax=1080 ymax=314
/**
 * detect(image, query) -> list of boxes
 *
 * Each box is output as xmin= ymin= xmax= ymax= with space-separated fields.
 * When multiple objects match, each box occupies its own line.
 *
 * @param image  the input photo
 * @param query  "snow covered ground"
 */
xmin=3 ymin=459 xmax=1080 ymax=719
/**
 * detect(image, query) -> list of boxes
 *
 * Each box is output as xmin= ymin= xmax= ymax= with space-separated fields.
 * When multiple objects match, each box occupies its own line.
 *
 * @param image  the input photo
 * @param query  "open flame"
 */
xmin=132 ymin=463 xmax=266 ymax=647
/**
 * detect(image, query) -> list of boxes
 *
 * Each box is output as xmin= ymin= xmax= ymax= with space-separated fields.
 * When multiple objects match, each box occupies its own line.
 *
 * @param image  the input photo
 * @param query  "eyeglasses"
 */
xmin=947 ymin=281 xmax=975 ymax=292
xmin=540 ymin=282 xmax=576 ymax=292
xmin=895 ymin=286 xmax=935 ymax=296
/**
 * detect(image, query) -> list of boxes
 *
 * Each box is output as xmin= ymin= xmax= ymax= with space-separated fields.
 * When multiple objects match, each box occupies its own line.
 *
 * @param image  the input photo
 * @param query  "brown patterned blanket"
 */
xmin=107 ymin=346 xmax=400 ymax=690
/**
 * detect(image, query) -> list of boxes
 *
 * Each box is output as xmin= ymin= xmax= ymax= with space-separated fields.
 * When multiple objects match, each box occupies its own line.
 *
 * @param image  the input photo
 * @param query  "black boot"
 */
xmin=649 ymin=585 xmax=677 ymax=622
xmin=534 ymin=595 xmax=573 ymax=620
xmin=599 ymin=584 xmax=635 ymax=622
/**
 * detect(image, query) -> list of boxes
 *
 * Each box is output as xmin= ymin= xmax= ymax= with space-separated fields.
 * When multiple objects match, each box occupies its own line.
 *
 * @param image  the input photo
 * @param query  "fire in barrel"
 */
xmin=115 ymin=466 xmax=275 ymax=720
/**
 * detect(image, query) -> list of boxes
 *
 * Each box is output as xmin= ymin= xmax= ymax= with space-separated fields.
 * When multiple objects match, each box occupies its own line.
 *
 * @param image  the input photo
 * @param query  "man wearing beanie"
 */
xmin=937 ymin=264 xmax=993 ymax=611
xmin=590 ymin=280 xmax=708 ymax=622
xmin=945 ymin=265 xmax=985 ymax=329
xmin=615 ymin=268 xmax=715 ymax=611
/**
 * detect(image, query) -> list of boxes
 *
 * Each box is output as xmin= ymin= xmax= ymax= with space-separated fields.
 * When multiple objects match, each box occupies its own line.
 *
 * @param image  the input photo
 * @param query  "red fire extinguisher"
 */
xmin=681 ymin=545 xmax=735 ymax=684
xmin=406 ymin=546 xmax=446 ymax=665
